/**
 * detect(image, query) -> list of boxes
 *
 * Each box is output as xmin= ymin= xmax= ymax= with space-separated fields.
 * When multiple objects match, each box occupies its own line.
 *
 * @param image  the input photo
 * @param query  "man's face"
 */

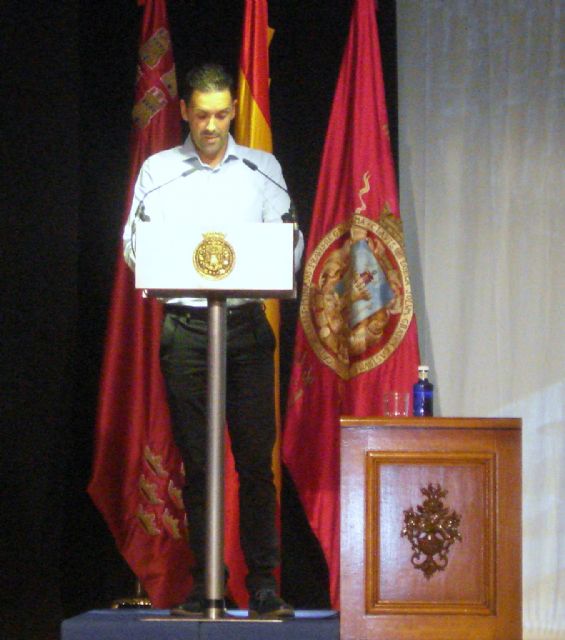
xmin=180 ymin=89 xmax=236 ymax=167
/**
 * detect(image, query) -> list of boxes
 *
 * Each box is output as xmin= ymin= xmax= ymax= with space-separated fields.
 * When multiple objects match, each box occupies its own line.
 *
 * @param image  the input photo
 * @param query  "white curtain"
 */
xmin=397 ymin=1 xmax=564 ymax=638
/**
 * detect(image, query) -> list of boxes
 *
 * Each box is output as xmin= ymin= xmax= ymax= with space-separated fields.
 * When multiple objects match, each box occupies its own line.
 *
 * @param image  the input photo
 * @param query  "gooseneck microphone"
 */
xmin=135 ymin=166 xmax=197 ymax=222
xmin=241 ymin=158 xmax=289 ymax=194
xmin=241 ymin=158 xmax=298 ymax=225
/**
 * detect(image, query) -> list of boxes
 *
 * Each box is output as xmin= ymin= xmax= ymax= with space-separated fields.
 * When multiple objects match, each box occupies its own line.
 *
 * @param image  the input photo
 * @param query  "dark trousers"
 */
xmin=160 ymin=303 xmax=279 ymax=595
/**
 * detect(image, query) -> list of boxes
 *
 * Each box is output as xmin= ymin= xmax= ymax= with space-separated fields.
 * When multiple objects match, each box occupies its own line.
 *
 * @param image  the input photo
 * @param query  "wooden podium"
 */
xmin=340 ymin=417 xmax=522 ymax=640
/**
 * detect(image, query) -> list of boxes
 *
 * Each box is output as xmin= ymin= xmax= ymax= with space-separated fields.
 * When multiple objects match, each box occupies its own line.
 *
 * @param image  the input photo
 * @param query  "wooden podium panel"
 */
xmin=340 ymin=417 xmax=521 ymax=640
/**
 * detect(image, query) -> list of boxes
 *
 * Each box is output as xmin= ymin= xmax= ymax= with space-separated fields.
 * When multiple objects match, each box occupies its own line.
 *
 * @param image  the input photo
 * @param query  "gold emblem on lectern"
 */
xmin=193 ymin=232 xmax=235 ymax=280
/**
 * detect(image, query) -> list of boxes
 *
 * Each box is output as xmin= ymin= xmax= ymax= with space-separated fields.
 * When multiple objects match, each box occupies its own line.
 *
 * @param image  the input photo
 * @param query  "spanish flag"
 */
xmin=222 ymin=0 xmax=281 ymax=606
xmin=235 ymin=0 xmax=280 ymax=457
xmin=235 ymin=0 xmax=273 ymax=150
xmin=234 ymin=0 xmax=282 ymax=499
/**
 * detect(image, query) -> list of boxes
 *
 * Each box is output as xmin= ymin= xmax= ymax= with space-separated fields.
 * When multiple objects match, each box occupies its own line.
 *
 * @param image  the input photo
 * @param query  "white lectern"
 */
xmin=136 ymin=222 xmax=295 ymax=619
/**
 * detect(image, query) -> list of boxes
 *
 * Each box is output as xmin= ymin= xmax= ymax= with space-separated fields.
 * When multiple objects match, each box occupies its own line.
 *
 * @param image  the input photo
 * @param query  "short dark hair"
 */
xmin=182 ymin=63 xmax=235 ymax=103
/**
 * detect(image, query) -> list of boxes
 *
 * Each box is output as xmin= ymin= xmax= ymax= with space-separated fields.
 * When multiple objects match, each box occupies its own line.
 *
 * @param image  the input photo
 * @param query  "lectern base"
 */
xmin=61 ymin=609 xmax=339 ymax=640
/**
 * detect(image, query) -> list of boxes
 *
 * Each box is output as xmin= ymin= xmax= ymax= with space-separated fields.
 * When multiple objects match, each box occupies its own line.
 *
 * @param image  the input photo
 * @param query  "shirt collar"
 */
xmin=180 ymin=134 xmax=241 ymax=168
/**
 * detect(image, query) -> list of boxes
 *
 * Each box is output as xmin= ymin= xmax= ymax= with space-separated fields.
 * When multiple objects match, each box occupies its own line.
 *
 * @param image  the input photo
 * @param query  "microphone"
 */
xmin=135 ymin=166 xmax=197 ymax=222
xmin=241 ymin=158 xmax=298 ymax=225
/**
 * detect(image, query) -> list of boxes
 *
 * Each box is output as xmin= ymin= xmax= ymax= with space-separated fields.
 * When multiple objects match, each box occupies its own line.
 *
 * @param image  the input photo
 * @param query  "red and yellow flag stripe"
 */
xmin=234 ymin=0 xmax=282 ymax=489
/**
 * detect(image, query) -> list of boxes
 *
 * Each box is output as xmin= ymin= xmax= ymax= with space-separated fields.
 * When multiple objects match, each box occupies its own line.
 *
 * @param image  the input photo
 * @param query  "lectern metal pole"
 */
xmin=204 ymin=297 xmax=227 ymax=619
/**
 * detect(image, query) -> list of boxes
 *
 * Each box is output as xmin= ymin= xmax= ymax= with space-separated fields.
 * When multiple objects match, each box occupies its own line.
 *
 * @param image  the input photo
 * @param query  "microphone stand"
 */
xmin=241 ymin=158 xmax=299 ymax=229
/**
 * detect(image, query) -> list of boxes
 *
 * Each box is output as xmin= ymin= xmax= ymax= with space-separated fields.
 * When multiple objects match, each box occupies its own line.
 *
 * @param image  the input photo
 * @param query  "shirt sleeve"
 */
xmin=256 ymin=152 xmax=305 ymax=272
xmin=123 ymin=159 xmax=154 ymax=271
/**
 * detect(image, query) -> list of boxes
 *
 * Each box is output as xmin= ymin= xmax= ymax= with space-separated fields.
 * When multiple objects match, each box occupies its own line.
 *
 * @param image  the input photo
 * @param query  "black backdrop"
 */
xmin=1 ymin=2 xmax=397 ymax=638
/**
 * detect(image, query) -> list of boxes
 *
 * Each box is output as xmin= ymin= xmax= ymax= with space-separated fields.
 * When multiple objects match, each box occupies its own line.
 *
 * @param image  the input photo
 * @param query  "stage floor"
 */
xmin=61 ymin=608 xmax=339 ymax=640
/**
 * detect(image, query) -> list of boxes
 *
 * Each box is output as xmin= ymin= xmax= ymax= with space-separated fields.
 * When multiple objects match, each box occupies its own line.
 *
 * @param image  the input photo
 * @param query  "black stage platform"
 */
xmin=61 ymin=609 xmax=339 ymax=640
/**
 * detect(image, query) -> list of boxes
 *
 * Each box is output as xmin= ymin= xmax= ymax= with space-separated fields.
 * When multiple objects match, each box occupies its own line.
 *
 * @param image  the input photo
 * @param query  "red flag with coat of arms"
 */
xmin=87 ymin=0 xmax=192 ymax=608
xmin=282 ymin=0 xmax=420 ymax=607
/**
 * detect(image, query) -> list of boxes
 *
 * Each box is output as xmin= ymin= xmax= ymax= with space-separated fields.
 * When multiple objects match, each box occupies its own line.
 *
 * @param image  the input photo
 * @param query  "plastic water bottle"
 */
xmin=413 ymin=365 xmax=433 ymax=416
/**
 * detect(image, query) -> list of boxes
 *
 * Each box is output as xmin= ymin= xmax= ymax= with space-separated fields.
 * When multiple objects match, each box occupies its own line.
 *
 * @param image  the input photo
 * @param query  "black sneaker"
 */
xmin=248 ymin=589 xmax=295 ymax=619
xmin=171 ymin=589 xmax=237 ymax=617
xmin=170 ymin=591 xmax=205 ymax=617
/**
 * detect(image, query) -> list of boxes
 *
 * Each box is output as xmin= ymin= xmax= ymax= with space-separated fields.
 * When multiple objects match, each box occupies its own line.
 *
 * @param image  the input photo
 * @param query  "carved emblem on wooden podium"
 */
xmin=401 ymin=483 xmax=462 ymax=579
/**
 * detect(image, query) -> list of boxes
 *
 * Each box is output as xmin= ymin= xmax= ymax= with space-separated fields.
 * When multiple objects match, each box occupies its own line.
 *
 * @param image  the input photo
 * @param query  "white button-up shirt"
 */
xmin=123 ymin=134 xmax=304 ymax=306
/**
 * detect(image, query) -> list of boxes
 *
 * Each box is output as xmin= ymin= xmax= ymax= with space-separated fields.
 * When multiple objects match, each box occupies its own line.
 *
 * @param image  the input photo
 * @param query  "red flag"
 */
xmin=282 ymin=0 xmax=420 ymax=607
xmin=87 ymin=0 xmax=191 ymax=608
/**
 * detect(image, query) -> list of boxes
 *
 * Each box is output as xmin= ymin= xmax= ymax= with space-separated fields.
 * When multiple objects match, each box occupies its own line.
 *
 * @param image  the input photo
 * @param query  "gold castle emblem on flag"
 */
xmin=140 ymin=27 xmax=171 ymax=69
xmin=193 ymin=232 xmax=235 ymax=280
xmin=136 ymin=446 xmax=187 ymax=542
xmin=301 ymin=174 xmax=413 ymax=380
xmin=133 ymin=27 xmax=177 ymax=130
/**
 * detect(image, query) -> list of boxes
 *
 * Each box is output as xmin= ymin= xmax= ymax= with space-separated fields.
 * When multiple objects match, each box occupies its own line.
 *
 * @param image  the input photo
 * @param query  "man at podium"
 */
xmin=123 ymin=63 xmax=303 ymax=619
